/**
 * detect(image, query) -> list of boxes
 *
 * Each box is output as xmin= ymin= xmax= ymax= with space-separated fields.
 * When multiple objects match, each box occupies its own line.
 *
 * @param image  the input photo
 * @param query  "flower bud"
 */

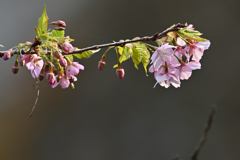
xmin=3 ymin=49 xmax=13 ymax=61
xmin=116 ymin=68 xmax=125 ymax=79
xmin=98 ymin=61 xmax=106 ymax=71
xmin=62 ymin=42 xmax=74 ymax=54
xmin=12 ymin=61 xmax=19 ymax=74
xmin=55 ymin=51 xmax=62 ymax=59
xmin=59 ymin=57 xmax=67 ymax=67
xmin=54 ymin=27 xmax=65 ymax=31
xmin=49 ymin=20 xmax=66 ymax=27
xmin=46 ymin=72 xmax=56 ymax=85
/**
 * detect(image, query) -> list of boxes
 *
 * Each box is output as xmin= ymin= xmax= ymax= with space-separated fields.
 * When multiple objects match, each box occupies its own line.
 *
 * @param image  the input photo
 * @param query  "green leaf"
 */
xmin=184 ymin=29 xmax=202 ymax=36
xmin=73 ymin=49 xmax=101 ymax=59
xmin=52 ymin=30 xmax=65 ymax=37
xmin=38 ymin=4 xmax=48 ymax=35
xmin=142 ymin=57 xmax=150 ymax=76
xmin=0 ymin=44 xmax=4 ymax=47
xmin=40 ymin=35 xmax=48 ymax=46
xmin=177 ymin=29 xmax=208 ymax=42
xmin=65 ymin=54 xmax=73 ymax=62
xmin=131 ymin=47 xmax=141 ymax=69
xmin=133 ymin=42 xmax=150 ymax=75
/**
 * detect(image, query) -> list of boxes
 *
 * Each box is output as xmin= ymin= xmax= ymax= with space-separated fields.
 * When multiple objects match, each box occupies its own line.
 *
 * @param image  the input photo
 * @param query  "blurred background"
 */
xmin=0 ymin=0 xmax=239 ymax=159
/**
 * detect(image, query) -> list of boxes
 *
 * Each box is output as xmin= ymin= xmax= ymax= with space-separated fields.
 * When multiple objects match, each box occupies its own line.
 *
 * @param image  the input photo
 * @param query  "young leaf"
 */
xmin=38 ymin=4 xmax=49 ymax=35
xmin=131 ymin=47 xmax=141 ymax=69
xmin=177 ymin=29 xmax=208 ymax=42
xmin=65 ymin=54 xmax=73 ymax=62
xmin=52 ymin=30 xmax=65 ymax=37
xmin=73 ymin=49 xmax=101 ymax=59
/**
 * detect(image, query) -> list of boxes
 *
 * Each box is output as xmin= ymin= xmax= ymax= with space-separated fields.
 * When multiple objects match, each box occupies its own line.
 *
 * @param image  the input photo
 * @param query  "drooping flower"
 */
xmin=23 ymin=54 xmax=44 ymax=78
xmin=150 ymin=62 xmax=180 ymax=88
xmin=66 ymin=62 xmax=84 ymax=78
xmin=52 ymin=71 xmax=75 ymax=89
xmin=150 ymin=43 xmax=176 ymax=71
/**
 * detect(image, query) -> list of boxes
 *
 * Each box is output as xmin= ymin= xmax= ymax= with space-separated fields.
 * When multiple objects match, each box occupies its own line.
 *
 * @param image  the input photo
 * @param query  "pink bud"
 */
xmin=12 ymin=61 xmax=19 ymax=74
xmin=116 ymin=68 xmax=125 ymax=79
xmin=57 ymin=20 xmax=66 ymax=27
xmin=98 ymin=61 xmax=106 ymax=71
xmin=55 ymin=51 xmax=62 ymax=59
xmin=62 ymin=42 xmax=74 ymax=54
xmin=54 ymin=27 xmax=65 ymax=31
xmin=3 ymin=49 xmax=13 ymax=61
xmin=49 ymin=20 xmax=66 ymax=27
xmin=46 ymin=72 xmax=56 ymax=85
xmin=59 ymin=57 xmax=67 ymax=67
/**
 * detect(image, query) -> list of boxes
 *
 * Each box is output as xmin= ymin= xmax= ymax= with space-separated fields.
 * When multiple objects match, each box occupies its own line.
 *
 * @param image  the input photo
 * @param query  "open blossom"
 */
xmin=150 ymin=43 xmax=176 ymax=71
xmin=149 ymin=62 xmax=180 ymax=88
xmin=52 ymin=71 xmax=78 ymax=89
xmin=177 ymin=61 xmax=201 ymax=80
xmin=180 ymin=39 xmax=210 ymax=62
xmin=22 ymin=54 xmax=44 ymax=78
xmin=66 ymin=62 xmax=84 ymax=78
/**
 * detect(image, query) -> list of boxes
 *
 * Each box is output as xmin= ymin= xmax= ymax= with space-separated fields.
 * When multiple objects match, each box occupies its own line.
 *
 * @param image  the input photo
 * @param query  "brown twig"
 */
xmin=29 ymin=71 xmax=40 ymax=117
xmin=191 ymin=104 xmax=217 ymax=160
xmin=0 ymin=23 xmax=185 ymax=57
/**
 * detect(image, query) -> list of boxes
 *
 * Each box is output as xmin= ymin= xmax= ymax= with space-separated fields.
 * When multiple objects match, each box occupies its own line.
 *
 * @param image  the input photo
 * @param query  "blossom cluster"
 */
xmin=149 ymin=25 xmax=210 ymax=88
xmin=3 ymin=20 xmax=85 ymax=89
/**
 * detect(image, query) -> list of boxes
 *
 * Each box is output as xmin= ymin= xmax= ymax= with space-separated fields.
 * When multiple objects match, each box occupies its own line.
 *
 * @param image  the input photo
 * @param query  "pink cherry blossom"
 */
xmin=185 ymin=40 xmax=211 ymax=62
xmin=52 ymin=75 xmax=70 ymax=89
xmin=176 ymin=61 xmax=201 ymax=80
xmin=150 ymin=43 xmax=176 ymax=71
xmin=52 ymin=72 xmax=78 ymax=89
xmin=24 ymin=54 xmax=44 ymax=78
xmin=150 ymin=62 xmax=180 ymax=88
xmin=66 ymin=62 xmax=84 ymax=78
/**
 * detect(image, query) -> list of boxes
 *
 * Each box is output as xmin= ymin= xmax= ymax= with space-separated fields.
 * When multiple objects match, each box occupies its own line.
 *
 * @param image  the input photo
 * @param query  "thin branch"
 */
xmin=191 ymin=104 xmax=217 ymax=160
xmin=0 ymin=23 xmax=185 ymax=57
xmin=29 ymin=72 xmax=40 ymax=117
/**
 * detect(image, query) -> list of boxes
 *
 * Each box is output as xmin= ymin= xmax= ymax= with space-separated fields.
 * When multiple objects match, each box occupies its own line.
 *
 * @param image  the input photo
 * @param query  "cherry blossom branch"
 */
xmin=0 ymin=23 xmax=185 ymax=57
xmin=67 ymin=23 xmax=185 ymax=55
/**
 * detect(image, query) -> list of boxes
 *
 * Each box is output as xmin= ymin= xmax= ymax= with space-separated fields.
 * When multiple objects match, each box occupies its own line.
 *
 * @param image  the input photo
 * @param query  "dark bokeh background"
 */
xmin=0 ymin=0 xmax=239 ymax=159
